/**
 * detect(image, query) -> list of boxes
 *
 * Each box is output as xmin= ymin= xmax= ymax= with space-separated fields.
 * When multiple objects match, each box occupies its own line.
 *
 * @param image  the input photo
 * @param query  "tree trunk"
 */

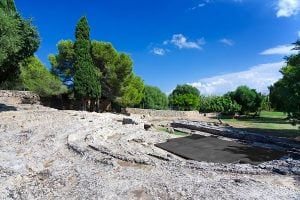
xmin=90 ymin=99 xmax=95 ymax=112
xmin=96 ymin=99 xmax=100 ymax=113
xmin=82 ymin=99 xmax=87 ymax=111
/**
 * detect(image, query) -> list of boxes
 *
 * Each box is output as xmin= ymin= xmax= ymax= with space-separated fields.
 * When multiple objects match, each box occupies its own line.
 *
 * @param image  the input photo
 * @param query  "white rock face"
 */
xmin=0 ymin=102 xmax=299 ymax=199
xmin=0 ymin=90 xmax=40 ymax=105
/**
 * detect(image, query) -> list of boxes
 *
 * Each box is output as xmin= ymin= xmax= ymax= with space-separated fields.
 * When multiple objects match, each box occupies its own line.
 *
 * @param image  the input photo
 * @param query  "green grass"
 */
xmin=259 ymin=111 xmax=287 ymax=118
xmin=157 ymin=127 xmax=190 ymax=137
xmin=218 ymin=111 xmax=300 ymax=139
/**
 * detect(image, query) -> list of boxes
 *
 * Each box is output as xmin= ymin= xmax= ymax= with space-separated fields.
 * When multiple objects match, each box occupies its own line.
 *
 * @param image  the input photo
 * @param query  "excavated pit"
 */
xmin=153 ymin=120 xmax=300 ymax=165
xmin=156 ymin=134 xmax=288 ymax=165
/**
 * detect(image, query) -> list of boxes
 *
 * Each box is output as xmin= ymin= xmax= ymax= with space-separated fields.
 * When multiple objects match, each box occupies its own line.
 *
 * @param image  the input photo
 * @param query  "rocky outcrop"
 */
xmin=123 ymin=108 xmax=200 ymax=118
xmin=259 ymin=159 xmax=300 ymax=175
xmin=122 ymin=117 xmax=139 ymax=125
xmin=0 ymin=103 xmax=300 ymax=199
xmin=0 ymin=90 xmax=40 ymax=105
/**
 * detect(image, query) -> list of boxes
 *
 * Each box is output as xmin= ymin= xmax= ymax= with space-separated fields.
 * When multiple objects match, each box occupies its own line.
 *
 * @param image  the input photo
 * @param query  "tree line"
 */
xmin=0 ymin=0 xmax=144 ymax=111
xmin=0 ymin=0 xmax=299 ymax=120
xmin=159 ymin=84 xmax=265 ymax=116
xmin=49 ymin=16 xmax=144 ymax=111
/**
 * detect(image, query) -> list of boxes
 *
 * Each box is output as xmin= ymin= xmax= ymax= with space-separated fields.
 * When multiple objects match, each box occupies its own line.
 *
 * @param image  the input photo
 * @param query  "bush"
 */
xmin=169 ymin=84 xmax=200 ymax=111
xmin=199 ymin=96 xmax=241 ymax=115
xmin=142 ymin=85 xmax=168 ymax=110
xmin=227 ymin=85 xmax=262 ymax=115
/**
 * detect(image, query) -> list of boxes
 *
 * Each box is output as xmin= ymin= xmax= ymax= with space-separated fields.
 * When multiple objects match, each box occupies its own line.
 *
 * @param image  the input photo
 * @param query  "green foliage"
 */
xmin=169 ymin=84 xmax=200 ymax=111
xmin=117 ymin=74 xmax=144 ymax=107
xmin=49 ymin=40 xmax=135 ymax=106
xmin=142 ymin=85 xmax=168 ymax=110
xmin=91 ymin=41 xmax=133 ymax=101
xmin=0 ymin=12 xmax=21 ymax=70
xmin=269 ymin=41 xmax=300 ymax=119
xmin=20 ymin=57 xmax=67 ymax=97
xmin=269 ymin=80 xmax=290 ymax=112
xmin=170 ymin=84 xmax=200 ymax=97
xmin=47 ymin=16 xmax=141 ymax=111
xmin=260 ymin=95 xmax=272 ymax=111
xmin=73 ymin=16 xmax=101 ymax=102
xmin=49 ymin=40 xmax=75 ymax=85
xmin=228 ymin=85 xmax=263 ymax=115
xmin=91 ymin=41 xmax=119 ymax=69
xmin=0 ymin=0 xmax=16 ymax=14
xmin=0 ymin=0 xmax=40 ymax=84
xmin=199 ymin=95 xmax=241 ymax=114
xmin=171 ymin=93 xmax=200 ymax=111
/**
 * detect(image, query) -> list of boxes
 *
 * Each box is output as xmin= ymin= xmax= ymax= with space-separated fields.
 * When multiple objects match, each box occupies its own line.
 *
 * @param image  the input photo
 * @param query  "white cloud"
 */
xmin=189 ymin=3 xmax=206 ymax=10
xmin=149 ymin=34 xmax=204 ymax=55
xmin=167 ymin=34 xmax=205 ymax=50
xmin=219 ymin=38 xmax=235 ymax=46
xmin=260 ymin=44 xmax=297 ymax=55
xmin=151 ymin=48 xmax=166 ymax=56
xmin=189 ymin=62 xmax=285 ymax=95
xmin=163 ymin=40 xmax=169 ymax=45
xmin=188 ymin=0 xmax=241 ymax=11
xmin=188 ymin=0 xmax=212 ymax=10
xmin=276 ymin=0 xmax=300 ymax=17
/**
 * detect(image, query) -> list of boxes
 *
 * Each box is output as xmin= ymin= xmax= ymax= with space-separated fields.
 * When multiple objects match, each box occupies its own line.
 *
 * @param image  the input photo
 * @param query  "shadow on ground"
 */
xmin=238 ymin=127 xmax=300 ymax=140
xmin=0 ymin=103 xmax=17 ymax=112
xmin=210 ymin=116 xmax=300 ymax=139
xmin=233 ymin=117 xmax=290 ymax=125
xmin=213 ymin=115 xmax=290 ymax=124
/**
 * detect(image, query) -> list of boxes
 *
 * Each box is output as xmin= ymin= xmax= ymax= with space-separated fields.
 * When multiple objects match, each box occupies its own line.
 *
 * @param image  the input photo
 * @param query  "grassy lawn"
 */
xmin=218 ymin=111 xmax=300 ymax=139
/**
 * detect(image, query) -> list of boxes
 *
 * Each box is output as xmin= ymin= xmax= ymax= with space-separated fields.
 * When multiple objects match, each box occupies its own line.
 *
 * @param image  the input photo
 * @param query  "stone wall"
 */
xmin=123 ymin=108 xmax=200 ymax=118
xmin=0 ymin=90 xmax=40 ymax=105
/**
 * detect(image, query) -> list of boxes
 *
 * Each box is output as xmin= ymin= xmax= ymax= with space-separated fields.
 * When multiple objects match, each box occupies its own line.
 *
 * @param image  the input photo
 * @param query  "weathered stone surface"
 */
xmin=259 ymin=159 xmax=300 ymax=175
xmin=122 ymin=117 xmax=138 ymax=125
xmin=167 ymin=127 xmax=175 ymax=133
xmin=0 ymin=90 xmax=40 ymax=105
xmin=123 ymin=108 xmax=200 ymax=118
xmin=0 ymin=96 xmax=300 ymax=199
xmin=144 ymin=123 xmax=152 ymax=130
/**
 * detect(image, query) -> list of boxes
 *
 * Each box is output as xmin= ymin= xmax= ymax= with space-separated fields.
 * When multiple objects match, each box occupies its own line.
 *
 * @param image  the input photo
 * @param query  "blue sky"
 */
xmin=16 ymin=0 xmax=300 ymax=95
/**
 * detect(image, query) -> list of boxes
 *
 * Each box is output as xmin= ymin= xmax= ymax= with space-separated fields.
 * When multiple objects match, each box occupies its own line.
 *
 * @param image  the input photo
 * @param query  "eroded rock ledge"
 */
xmin=0 ymin=90 xmax=40 ymax=105
xmin=0 ymin=102 xmax=299 ymax=199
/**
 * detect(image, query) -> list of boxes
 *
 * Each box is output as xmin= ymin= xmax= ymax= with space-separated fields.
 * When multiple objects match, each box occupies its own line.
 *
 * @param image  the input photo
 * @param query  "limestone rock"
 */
xmin=122 ymin=117 xmax=138 ymax=125
xmin=0 ymin=98 xmax=299 ymax=199
xmin=167 ymin=127 xmax=174 ymax=133
xmin=144 ymin=123 xmax=152 ymax=130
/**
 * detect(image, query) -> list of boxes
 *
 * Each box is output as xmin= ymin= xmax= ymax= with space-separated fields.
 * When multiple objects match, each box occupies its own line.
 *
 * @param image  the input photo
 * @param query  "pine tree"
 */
xmin=73 ymin=16 xmax=101 ymax=110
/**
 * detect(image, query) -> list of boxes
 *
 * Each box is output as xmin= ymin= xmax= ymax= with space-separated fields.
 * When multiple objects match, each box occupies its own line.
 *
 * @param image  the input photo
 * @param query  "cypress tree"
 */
xmin=0 ymin=0 xmax=16 ymax=14
xmin=73 ymin=16 xmax=101 ymax=110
